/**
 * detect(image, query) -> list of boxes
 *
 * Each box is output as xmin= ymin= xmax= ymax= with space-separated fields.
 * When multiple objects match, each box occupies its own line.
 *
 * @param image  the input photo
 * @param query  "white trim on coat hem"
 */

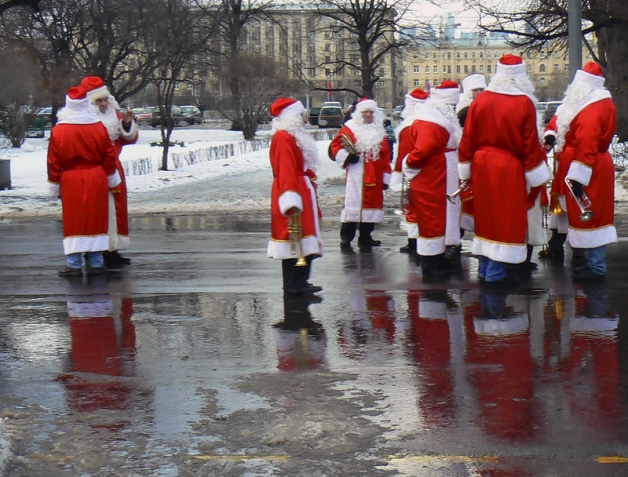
xmin=417 ymin=235 xmax=445 ymax=256
xmin=63 ymin=235 xmax=109 ymax=255
xmin=472 ymin=237 xmax=526 ymax=263
xmin=341 ymin=208 xmax=384 ymax=223
xmin=406 ymin=222 xmax=418 ymax=239
xmin=567 ymin=224 xmax=617 ymax=249
xmin=267 ymin=235 xmax=323 ymax=260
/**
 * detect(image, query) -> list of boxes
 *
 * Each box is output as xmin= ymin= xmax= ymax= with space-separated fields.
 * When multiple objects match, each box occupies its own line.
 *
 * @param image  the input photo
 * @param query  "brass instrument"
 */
xmin=564 ymin=177 xmax=593 ymax=222
xmin=400 ymin=174 xmax=410 ymax=215
xmin=446 ymin=180 xmax=469 ymax=204
xmin=288 ymin=212 xmax=308 ymax=266
xmin=339 ymin=133 xmax=359 ymax=156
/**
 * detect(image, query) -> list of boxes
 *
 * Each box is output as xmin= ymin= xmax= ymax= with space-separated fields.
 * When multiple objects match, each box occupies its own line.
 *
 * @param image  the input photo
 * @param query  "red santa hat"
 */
xmin=496 ymin=54 xmax=527 ymax=78
xmin=67 ymin=86 xmax=87 ymax=101
xmin=404 ymin=87 xmax=429 ymax=108
xmin=462 ymin=74 xmax=487 ymax=93
xmin=270 ymin=97 xmax=304 ymax=118
xmin=572 ymin=61 xmax=606 ymax=90
xmin=430 ymin=80 xmax=460 ymax=105
xmin=81 ymin=76 xmax=110 ymax=102
xmin=354 ymin=97 xmax=378 ymax=113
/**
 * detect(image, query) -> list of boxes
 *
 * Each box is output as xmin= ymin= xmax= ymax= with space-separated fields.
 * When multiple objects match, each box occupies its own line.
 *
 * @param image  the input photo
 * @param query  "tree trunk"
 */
xmin=598 ymin=25 xmax=628 ymax=141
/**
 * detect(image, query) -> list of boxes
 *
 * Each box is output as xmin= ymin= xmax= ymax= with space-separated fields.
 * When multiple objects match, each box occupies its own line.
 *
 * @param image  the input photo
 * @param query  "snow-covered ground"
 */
xmin=0 ymin=126 xmax=347 ymax=220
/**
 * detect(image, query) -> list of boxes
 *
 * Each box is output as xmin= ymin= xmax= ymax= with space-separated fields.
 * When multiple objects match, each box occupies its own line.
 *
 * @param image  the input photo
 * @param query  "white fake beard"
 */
xmin=349 ymin=109 xmax=386 ymax=159
xmin=555 ymin=81 xmax=597 ymax=154
xmin=272 ymin=113 xmax=320 ymax=172
xmin=94 ymin=96 xmax=121 ymax=143
xmin=489 ymin=73 xmax=538 ymax=104
xmin=425 ymin=99 xmax=462 ymax=149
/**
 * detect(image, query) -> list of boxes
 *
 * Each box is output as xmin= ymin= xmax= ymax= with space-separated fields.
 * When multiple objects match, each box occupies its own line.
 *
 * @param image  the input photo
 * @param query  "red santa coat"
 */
xmin=404 ymin=120 xmax=449 ymax=256
xmin=267 ymin=130 xmax=323 ymax=260
xmin=47 ymin=122 xmax=120 ymax=255
xmin=108 ymin=114 xmax=139 ymax=251
xmin=330 ymin=125 xmax=392 ymax=223
xmin=562 ymin=99 xmax=617 ymax=248
xmin=393 ymin=124 xmax=419 ymax=238
xmin=458 ymin=92 xmax=549 ymax=263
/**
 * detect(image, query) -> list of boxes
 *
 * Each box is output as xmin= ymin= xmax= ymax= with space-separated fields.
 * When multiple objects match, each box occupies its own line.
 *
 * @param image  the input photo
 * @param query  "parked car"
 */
xmin=137 ymin=106 xmax=156 ymax=125
xmin=179 ymin=105 xmax=203 ymax=125
xmin=35 ymin=106 xmax=53 ymax=127
xmin=318 ymin=105 xmax=344 ymax=128
xmin=392 ymin=105 xmax=403 ymax=120
xmin=308 ymin=107 xmax=321 ymax=126
xmin=151 ymin=105 xmax=185 ymax=127
xmin=543 ymin=101 xmax=562 ymax=125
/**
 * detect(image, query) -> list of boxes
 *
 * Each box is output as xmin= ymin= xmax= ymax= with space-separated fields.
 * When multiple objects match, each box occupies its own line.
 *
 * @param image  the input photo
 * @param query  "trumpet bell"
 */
xmin=580 ymin=210 xmax=594 ymax=222
xmin=551 ymin=203 xmax=565 ymax=215
xmin=446 ymin=193 xmax=456 ymax=204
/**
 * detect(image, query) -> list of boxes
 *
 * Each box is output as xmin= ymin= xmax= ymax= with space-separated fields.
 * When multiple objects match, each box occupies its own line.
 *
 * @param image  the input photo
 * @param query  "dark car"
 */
xmin=308 ymin=107 xmax=321 ymax=126
xmin=179 ymin=105 xmax=203 ymax=125
xmin=543 ymin=101 xmax=562 ymax=125
xmin=151 ymin=105 xmax=185 ymax=127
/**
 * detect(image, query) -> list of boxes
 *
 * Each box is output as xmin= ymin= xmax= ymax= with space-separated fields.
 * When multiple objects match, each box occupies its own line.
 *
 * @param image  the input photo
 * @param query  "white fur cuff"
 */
xmin=458 ymin=162 xmax=471 ymax=181
xmin=108 ymin=170 xmax=122 ymax=188
xmin=48 ymin=182 xmax=60 ymax=197
xmin=566 ymin=161 xmax=593 ymax=187
xmin=278 ymin=191 xmax=303 ymax=216
xmin=525 ymin=161 xmax=550 ymax=188
xmin=335 ymin=148 xmax=349 ymax=167
xmin=389 ymin=171 xmax=403 ymax=192
xmin=120 ymin=119 xmax=138 ymax=140
xmin=383 ymin=172 xmax=391 ymax=185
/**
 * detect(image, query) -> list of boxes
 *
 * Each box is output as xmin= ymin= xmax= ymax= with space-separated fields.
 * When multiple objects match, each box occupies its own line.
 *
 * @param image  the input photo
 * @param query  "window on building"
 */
xmin=554 ymin=51 xmax=559 ymax=58
xmin=565 ymin=64 xmax=569 ymax=71
xmin=554 ymin=64 xmax=559 ymax=72
xmin=479 ymin=65 xmax=484 ymax=72
xmin=472 ymin=65 xmax=476 ymax=73
xmin=325 ymin=68 xmax=330 ymax=76
xmin=413 ymin=66 xmax=420 ymax=73
xmin=379 ymin=80 xmax=385 ymax=87
xmin=456 ymin=65 xmax=461 ymax=73
xmin=539 ymin=64 xmax=546 ymax=72
xmin=174 ymin=84 xmax=180 ymax=90
xmin=539 ymin=78 xmax=546 ymax=85
xmin=443 ymin=52 xmax=447 ymax=59
xmin=527 ymin=65 xmax=531 ymax=72
xmin=425 ymin=53 xmax=430 ymax=59
xmin=540 ymin=50 xmax=546 ymax=58
xmin=414 ymin=79 xmax=420 ymax=86
xmin=464 ymin=52 xmax=468 ymax=59
xmin=464 ymin=65 xmax=468 ymax=73
xmin=472 ymin=52 xmax=476 ymax=59
xmin=434 ymin=66 xmax=438 ymax=73
xmin=187 ymin=84 xmax=193 ymax=90
xmin=433 ymin=53 xmax=438 ymax=59
xmin=414 ymin=53 xmax=419 ymax=59
xmin=425 ymin=66 xmax=430 ymax=73
xmin=447 ymin=52 xmax=451 ymax=59
xmin=487 ymin=52 xmax=492 ymax=59
xmin=325 ymin=32 xmax=330 ymax=39
xmin=325 ymin=56 xmax=331 ymax=62
xmin=479 ymin=52 xmax=483 ymax=59
xmin=488 ymin=65 xmax=492 ymax=73
xmin=447 ymin=65 xmax=451 ymax=73
xmin=324 ymin=44 xmax=331 ymax=52
xmin=456 ymin=52 xmax=460 ymax=59
xmin=379 ymin=68 xmax=385 ymax=76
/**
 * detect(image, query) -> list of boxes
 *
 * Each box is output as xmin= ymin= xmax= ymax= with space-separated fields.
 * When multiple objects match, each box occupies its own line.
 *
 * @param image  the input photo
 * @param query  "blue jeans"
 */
xmin=67 ymin=251 xmax=103 ymax=269
xmin=478 ymin=256 xmax=507 ymax=282
xmin=586 ymin=245 xmax=606 ymax=274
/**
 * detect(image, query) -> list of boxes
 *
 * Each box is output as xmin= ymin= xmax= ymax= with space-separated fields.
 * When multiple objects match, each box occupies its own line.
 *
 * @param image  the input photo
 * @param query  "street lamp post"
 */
xmin=568 ymin=0 xmax=582 ymax=80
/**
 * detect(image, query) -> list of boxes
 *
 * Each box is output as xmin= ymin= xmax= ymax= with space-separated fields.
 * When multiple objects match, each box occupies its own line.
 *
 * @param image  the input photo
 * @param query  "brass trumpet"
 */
xmin=288 ymin=212 xmax=308 ymax=266
xmin=339 ymin=133 xmax=358 ymax=156
xmin=564 ymin=177 xmax=593 ymax=222
xmin=446 ymin=180 xmax=469 ymax=204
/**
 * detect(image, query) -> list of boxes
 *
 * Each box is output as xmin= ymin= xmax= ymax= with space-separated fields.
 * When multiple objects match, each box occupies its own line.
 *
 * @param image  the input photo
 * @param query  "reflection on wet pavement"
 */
xmin=2 ymin=217 xmax=628 ymax=476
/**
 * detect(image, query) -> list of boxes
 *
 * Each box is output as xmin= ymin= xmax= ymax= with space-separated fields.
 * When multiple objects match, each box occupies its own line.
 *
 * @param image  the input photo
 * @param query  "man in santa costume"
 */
xmin=47 ymin=86 xmax=121 ymax=276
xmin=81 ymin=76 xmax=138 ymax=270
xmin=267 ymin=97 xmax=324 ymax=296
xmin=555 ymin=62 xmax=617 ymax=280
xmin=403 ymin=81 xmax=462 ymax=278
xmin=330 ymin=98 xmax=392 ymax=250
xmin=391 ymin=87 xmax=429 ymax=257
xmin=458 ymin=54 xmax=549 ymax=287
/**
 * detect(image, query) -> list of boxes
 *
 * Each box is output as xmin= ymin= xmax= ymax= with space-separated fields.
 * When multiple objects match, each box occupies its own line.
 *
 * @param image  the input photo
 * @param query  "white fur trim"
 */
xmin=445 ymin=150 xmax=461 ymax=247
xmin=278 ymin=191 xmax=303 ymax=215
xmin=108 ymin=170 xmax=122 ymax=188
xmin=67 ymin=300 xmax=113 ymax=318
xmin=267 ymin=235 xmax=323 ymax=260
xmin=460 ymin=212 xmax=474 ymax=232
xmin=87 ymin=85 xmax=110 ymax=102
xmin=462 ymin=74 xmax=487 ymax=93
xmin=566 ymin=161 xmax=593 ymax=186
xmin=543 ymin=130 xmax=555 ymax=139
xmin=63 ymin=234 xmax=109 ymax=255
xmin=402 ymin=156 xmax=421 ymax=180
xmin=389 ymin=171 xmax=403 ymax=191
xmin=107 ymin=192 xmax=129 ymax=251
xmin=279 ymin=100 xmax=305 ymax=119
xmin=432 ymin=86 xmax=460 ymax=105
xmin=549 ymin=212 xmax=568 ymax=234
xmin=120 ymin=118 xmax=138 ymax=140
xmin=415 ymin=101 xmax=461 ymax=149
xmin=570 ymin=316 xmax=618 ymax=333
xmin=527 ymin=194 xmax=547 ymax=246
xmin=383 ymin=172 xmax=391 ymax=185
xmin=567 ymin=224 xmax=617 ymax=248
xmin=472 ymin=237 xmax=526 ymax=264
xmin=417 ymin=235 xmax=446 ymax=256
xmin=335 ymin=148 xmax=350 ymax=166
xmin=419 ymin=299 xmax=447 ymax=318
xmin=458 ymin=162 xmax=471 ymax=181
xmin=525 ymin=161 xmax=550 ymax=188
xmin=48 ymin=182 xmax=60 ymax=197
xmin=406 ymin=222 xmax=418 ymax=239
xmin=573 ymin=69 xmax=605 ymax=91
xmin=496 ymin=61 xmax=527 ymax=78
xmin=354 ymin=99 xmax=378 ymax=113
xmin=57 ymin=96 xmax=101 ymax=125
xmin=474 ymin=314 xmax=529 ymax=335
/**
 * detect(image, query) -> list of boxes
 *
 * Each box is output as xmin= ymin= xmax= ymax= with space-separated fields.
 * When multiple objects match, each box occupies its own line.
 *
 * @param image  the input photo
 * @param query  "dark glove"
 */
xmin=571 ymin=180 xmax=584 ymax=197
xmin=544 ymin=134 xmax=556 ymax=147
xmin=345 ymin=153 xmax=359 ymax=164
xmin=383 ymin=184 xmax=389 ymax=191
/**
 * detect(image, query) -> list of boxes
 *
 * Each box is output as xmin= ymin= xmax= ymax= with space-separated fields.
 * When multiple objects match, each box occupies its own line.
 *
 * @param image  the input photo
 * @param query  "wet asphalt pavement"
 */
xmin=3 ymin=213 xmax=628 ymax=476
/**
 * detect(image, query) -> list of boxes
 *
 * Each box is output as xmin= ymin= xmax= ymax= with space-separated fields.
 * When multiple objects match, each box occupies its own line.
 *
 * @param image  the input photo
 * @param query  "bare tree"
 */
xmin=142 ymin=0 xmax=217 ymax=170
xmin=464 ymin=0 xmax=628 ymax=140
xmin=0 ymin=0 xmax=41 ymax=15
xmin=0 ymin=47 xmax=42 ymax=146
xmin=210 ymin=0 xmax=275 ymax=132
xmin=311 ymin=0 xmax=414 ymax=99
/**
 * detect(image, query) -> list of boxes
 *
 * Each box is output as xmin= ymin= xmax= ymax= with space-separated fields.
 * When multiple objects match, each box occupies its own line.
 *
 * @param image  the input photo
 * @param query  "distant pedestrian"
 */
xmin=267 ymin=97 xmax=324 ymax=297
xmin=47 ymin=86 xmax=120 ymax=276
xmin=383 ymin=119 xmax=396 ymax=160
xmin=330 ymin=98 xmax=391 ymax=250
xmin=81 ymin=76 xmax=138 ymax=270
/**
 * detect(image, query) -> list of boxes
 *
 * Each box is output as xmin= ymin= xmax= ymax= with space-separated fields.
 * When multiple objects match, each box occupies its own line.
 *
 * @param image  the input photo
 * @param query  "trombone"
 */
xmin=446 ymin=180 xmax=469 ymax=204
xmin=288 ymin=212 xmax=308 ymax=266
xmin=564 ymin=178 xmax=593 ymax=222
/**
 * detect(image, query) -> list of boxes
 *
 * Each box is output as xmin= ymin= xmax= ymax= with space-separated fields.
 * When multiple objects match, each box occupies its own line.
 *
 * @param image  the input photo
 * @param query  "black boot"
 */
xmin=358 ymin=222 xmax=380 ymax=247
xmin=340 ymin=222 xmax=357 ymax=248
xmin=520 ymin=244 xmax=538 ymax=270
xmin=421 ymin=254 xmax=450 ymax=278
xmin=539 ymin=229 xmax=566 ymax=259
xmin=400 ymin=238 xmax=417 ymax=256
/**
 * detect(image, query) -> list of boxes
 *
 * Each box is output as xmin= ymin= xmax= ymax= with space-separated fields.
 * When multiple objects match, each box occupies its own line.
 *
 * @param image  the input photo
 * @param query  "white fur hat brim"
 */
xmin=496 ymin=62 xmax=527 ymax=78
xmin=87 ymin=85 xmax=110 ymax=102
xmin=355 ymin=99 xmax=378 ymax=113
xmin=572 ymin=69 xmax=605 ymax=90
xmin=279 ymin=100 xmax=305 ymax=119
xmin=462 ymin=74 xmax=487 ymax=93
xmin=431 ymin=87 xmax=460 ymax=105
